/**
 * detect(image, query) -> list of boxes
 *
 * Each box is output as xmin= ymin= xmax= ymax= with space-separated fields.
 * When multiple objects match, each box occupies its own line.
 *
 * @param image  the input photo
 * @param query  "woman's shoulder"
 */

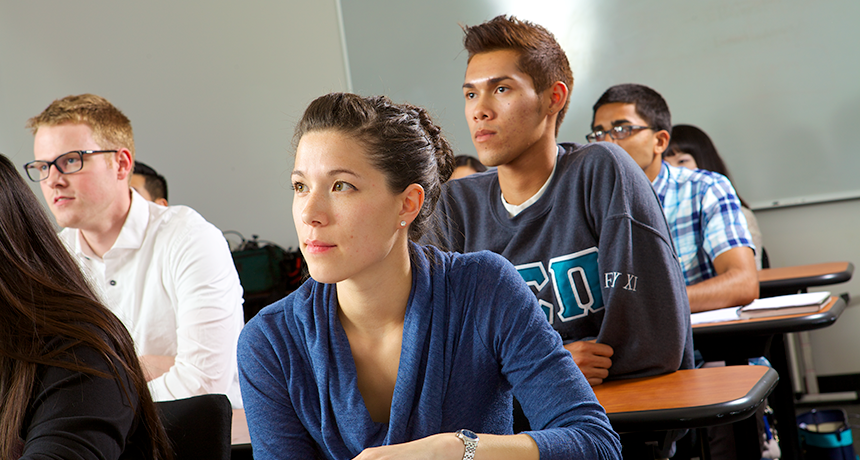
xmin=420 ymin=243 xmax=514 ymax=277
xmin=417 ymin=244 xmax=526 ymax=310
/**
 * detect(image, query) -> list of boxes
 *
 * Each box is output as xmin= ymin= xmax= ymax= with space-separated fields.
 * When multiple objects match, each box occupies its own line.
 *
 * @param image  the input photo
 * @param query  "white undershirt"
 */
xmin=501 ymin=153 xmax=559 ymax=218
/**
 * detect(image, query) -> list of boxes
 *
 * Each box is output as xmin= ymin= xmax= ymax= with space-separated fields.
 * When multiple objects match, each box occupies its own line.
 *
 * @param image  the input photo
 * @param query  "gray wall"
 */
xmin=343 ymin=0 xmax=860 ymax=209
xmin=1 ymin=0 xmax=350 ymax=251
xmin=342 ymin=0 xmax=860 ymax=376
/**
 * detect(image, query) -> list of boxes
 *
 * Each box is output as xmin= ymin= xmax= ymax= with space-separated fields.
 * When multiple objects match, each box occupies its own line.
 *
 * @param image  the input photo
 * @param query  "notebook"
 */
xmin=737 ymin=291 xmax=831 ymax=319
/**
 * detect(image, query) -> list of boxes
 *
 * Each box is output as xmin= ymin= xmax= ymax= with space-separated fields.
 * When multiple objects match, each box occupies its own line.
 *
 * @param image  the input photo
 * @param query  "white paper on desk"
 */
xmin=691 ymin=306 xmax=741 ymax=325
xmin=740 ymin=291 xmax=831 ymax=312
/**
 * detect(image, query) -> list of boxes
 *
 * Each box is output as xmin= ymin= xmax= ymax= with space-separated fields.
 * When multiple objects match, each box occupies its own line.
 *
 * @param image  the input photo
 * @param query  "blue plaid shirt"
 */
xmin=652 ymin=162 xmax=754 ymax=285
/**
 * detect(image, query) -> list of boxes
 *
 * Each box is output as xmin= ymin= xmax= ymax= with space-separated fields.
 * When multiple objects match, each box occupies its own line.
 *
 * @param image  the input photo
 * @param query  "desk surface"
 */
xmin=231 ymin=366 xmax=777 ymax=443
xmin=693 ymin=296 xmax=845 ymax=337
xmin=759 ymin=261 xmax=853 ymax=295
xmin=593 ymin=365 xmax=778 ymax=432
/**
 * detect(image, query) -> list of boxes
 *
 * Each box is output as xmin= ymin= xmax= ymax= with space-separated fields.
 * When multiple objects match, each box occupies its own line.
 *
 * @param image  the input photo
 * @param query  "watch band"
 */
xmin=455 ymin=429 xmax=479 ymax=460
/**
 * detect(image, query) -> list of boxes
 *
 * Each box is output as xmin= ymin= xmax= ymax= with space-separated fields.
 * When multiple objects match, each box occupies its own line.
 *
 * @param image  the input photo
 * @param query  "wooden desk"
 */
xmin=758 ymin=261 xmax=853 ymax=297
xmin=693 ymin=296 xmax=845 ymax=337
xmin=693 ymin=296 xmax=847 ymax=460
xmin=230 ymin=367 xmax=776 ymax=452
xmin=594 ymin=365 xmax=778 ymax=433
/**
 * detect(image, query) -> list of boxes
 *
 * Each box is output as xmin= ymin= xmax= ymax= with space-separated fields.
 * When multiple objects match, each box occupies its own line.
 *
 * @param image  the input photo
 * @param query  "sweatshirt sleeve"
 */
xmin=583 ymin=147 xmax=694 ymax=377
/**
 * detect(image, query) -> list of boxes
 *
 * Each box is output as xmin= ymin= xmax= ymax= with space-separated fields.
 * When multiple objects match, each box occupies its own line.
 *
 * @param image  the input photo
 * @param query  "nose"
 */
xmin=42 ymin=164 xmax=67 ymax=188
xmin=470 ymin=94 xmax=495 ymax=122
xmin=299 ymin=190 xmax=328 ymax=227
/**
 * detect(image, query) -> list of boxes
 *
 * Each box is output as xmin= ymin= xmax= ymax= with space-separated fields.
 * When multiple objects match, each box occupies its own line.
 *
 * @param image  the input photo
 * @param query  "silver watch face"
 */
xmin=458 ymin=429 xmax=478 ymax=441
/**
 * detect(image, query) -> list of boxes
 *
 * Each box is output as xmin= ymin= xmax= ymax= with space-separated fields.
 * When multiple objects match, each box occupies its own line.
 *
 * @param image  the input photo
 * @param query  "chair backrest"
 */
xmin=157 ymin=394 xmax=232 ymax=460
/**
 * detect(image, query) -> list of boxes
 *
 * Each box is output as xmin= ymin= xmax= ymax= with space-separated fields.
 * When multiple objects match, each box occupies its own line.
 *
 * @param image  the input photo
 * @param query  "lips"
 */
xmin=304 ymin=239 xmax=335 ymax=255
xmin=53 ymin=196 xmax=73 ymax=205
xmin=474 ymin=128 xmax=496 ymax=143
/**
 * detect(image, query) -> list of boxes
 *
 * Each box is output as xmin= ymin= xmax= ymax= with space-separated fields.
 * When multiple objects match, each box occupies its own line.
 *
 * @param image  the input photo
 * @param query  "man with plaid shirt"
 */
xmin=590 ymin=84 xmax=758 ymax=313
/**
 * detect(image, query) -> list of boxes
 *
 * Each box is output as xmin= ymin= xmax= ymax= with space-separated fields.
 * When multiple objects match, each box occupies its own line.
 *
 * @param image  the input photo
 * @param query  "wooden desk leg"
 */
xmin=768 ymin=334 xmax=801 ymax=460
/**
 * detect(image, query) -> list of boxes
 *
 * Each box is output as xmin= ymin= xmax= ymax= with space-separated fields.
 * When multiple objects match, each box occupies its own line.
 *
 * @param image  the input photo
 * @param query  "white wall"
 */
xmin=756 ymin=200 xmax=860 ymax=376
xmin=0 ymin=1 xmax=350 ymax=250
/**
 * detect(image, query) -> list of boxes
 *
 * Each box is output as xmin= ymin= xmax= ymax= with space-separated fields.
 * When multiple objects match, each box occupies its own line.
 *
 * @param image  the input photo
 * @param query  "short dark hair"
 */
xmin=666 ymin=124 xmax=748 ymax=207
xmin=454 ymin=155 xmax=487 ymax=173
xmin=463 ymin=15 xmax=573 ymax=135
xmin=133 ymin=161 xmax=168 ymax=202
xmin=592 ymin=84 xmax=672 ymax=135
xmin=294 ymin=93 xmax=454 ymax=242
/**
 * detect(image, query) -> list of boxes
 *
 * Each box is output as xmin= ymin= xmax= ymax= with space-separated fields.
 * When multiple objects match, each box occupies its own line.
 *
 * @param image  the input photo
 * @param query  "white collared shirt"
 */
xmin=60 ymin=189 xmax=245 ymax=407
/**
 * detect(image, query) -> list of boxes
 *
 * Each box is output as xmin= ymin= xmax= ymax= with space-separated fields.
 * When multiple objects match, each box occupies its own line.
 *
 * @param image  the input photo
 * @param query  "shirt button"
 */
xmin=109 ymin=280 xmax=117 ymax=286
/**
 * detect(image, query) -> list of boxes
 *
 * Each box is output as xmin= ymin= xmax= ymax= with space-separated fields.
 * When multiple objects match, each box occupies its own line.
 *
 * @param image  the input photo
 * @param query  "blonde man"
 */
xmin=25 ymin=94 xmax=244 ymax=407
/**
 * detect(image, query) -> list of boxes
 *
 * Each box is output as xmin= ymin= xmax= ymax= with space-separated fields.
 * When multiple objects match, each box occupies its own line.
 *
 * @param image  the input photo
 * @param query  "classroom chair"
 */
xmin=157 ymin=394 xmax=232 ymax=460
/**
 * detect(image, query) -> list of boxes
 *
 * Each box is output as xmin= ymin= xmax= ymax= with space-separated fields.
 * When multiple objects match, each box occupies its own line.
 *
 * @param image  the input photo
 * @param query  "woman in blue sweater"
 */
xmin=237 ymin=92 xmax=622 ymax=460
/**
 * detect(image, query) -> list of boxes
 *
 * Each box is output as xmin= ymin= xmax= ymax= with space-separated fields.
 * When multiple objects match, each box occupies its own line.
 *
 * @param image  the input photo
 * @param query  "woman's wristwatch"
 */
xmin=455 ymin=429 xmax=479 ymax=460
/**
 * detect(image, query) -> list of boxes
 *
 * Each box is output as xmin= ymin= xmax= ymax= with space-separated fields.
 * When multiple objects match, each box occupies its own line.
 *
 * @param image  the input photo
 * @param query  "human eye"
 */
xmin=464 ymin=90 xmax=476 ymax=100
xmin=332 ymin=181 xmax=355 ymax=192
xmin=292 ymin=181 xmax=308 ymax=193
xmin=495 ymin=86 xmax=508 ymax=94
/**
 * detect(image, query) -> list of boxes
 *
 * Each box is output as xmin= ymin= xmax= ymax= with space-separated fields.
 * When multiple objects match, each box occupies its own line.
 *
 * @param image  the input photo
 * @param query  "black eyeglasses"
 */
xmin=586 ymin=125 xmax=654 ymax=143
xmin=23 ymin=150 xmax=118 ymax=182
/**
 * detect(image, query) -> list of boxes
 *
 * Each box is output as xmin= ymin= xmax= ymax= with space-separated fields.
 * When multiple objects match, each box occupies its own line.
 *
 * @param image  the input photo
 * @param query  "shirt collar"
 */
xmin=74 ymin=188 xmax=150 ymax=258
xmin=501 ymin=145 xmax=561 ymax=217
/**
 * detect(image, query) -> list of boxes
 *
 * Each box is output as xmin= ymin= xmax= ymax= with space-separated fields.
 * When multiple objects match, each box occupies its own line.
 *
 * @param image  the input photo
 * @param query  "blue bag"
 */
xmin=797 ymin=409 xmax=857 ymax=460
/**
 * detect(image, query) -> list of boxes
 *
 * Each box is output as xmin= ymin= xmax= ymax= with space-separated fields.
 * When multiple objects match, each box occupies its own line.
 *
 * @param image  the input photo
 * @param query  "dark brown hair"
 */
xmin=463 ymin=15 xmax=573 ymax=135
xmin=592 ymin=83 xmax=672 ymax=135
xmin=0 ymin=153 xmax=171 ymax=459
xmin=454 ymin=155 xmax=487 ymax=173
xmin=134 ymin=161 xmax=169 ymax=202
xmin=293 ymin=93 xmax=455 ymax=242
xmin=666 ymin=124 xmax=749 ymax=208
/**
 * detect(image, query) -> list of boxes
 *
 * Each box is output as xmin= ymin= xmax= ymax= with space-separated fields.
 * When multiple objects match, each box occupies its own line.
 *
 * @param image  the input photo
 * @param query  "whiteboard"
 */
xmin=341 ymin=0 xmax=860 ymax=210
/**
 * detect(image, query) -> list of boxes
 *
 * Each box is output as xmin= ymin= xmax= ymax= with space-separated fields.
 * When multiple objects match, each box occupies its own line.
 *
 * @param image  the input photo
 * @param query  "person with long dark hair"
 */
xmin=238 ymin=93 xmax=621 ymax=459
xmin=664 ymin=124 xmax=765 ymax=269
xmin=0 ymin=153 xmax=172 ymax=459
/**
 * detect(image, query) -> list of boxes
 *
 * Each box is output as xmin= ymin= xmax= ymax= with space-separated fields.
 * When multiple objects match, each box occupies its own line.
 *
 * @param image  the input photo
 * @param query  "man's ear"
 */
xmin=116 ymin=149 xmax=134 ymax=181
xmin=155 ymin=198 xmax=169 ymax=207
xmin=654 ymin=130 xmax=671 ymax=156
xmin=398 ymin=184 xmax=425 ymax=227
xmin=547 ymin=81 xmax=569 ymax=115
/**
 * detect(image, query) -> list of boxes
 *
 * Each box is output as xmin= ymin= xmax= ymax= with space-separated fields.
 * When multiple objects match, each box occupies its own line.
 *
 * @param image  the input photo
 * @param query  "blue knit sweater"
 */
xmin=238 ymin=244 xmax=621 ymax=459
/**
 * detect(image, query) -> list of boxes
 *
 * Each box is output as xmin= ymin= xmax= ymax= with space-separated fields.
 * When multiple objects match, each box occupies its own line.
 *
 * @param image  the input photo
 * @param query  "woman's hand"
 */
xmin=352 ymin=433 xmax=462 ymax=460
